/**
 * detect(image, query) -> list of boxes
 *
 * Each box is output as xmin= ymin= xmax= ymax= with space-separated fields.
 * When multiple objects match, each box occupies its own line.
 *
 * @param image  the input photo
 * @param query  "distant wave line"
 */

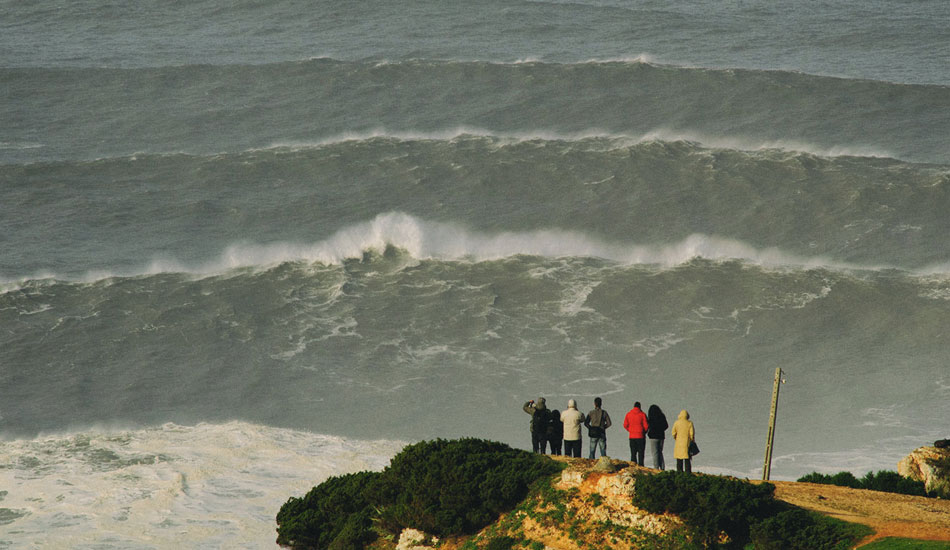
xmin=3 ymin=130 xmax=901 ymax=168
xmin=11 ymin=56 xmax=942 ymax=90
xmin=265 ymin=127 xmax=896 ymax=160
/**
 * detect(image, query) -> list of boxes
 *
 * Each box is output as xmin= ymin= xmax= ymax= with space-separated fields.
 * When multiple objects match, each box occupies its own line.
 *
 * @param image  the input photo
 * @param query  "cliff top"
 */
xmin=769 ymin=479 xmax=950 ymax=546
xmin=424 ymin=456 xmax=950 ymax=550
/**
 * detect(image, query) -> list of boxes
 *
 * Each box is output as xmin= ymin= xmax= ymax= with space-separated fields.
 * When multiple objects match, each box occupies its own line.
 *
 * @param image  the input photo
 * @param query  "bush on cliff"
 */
xmin=749 ymin=508 xmax=871 ymax=550
xmin=275 ymin=470 xmax=380 ymax=550
xmin=367 ymin=438 xmax=563 ymax=536
xmin=276 ymin=438 xmax=563 ymax=548
xmin=633 ymin=471 xmax=778 ymax=548
xmin=797 ymin=470 xmax=929 ymax=497
xmin=633 ymin=471 xmax=869 ymax=550
xmin=798 ymin=471 xmax=862 ymax=489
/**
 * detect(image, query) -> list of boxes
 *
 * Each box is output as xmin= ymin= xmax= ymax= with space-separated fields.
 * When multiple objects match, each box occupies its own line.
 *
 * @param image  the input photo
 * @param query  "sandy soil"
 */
xmin=767 ymin=480 xmax=950 ymax=546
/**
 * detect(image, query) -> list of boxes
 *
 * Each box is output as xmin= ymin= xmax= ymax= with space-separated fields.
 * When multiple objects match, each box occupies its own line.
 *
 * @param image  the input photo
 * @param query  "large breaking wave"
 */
xmin=0 ymin=211 xmax=903 ymax=289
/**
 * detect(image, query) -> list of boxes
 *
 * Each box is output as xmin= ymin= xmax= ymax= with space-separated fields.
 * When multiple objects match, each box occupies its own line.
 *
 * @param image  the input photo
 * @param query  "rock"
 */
xmin=560 ymin=468 xmax=585 ymax=487
xmin=596 ymin=468 xmax=637 ymax=498
xmin=592 ymin=456 xmax=618 ymax=473
xmin=396 ymin=528 xmax=438 ymax=550
xmin=898 ymin=446 xmax=950 ymax=498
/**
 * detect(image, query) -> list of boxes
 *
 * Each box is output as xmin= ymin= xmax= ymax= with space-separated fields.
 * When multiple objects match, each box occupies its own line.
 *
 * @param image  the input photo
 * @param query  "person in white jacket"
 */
xmin=560 ymin=399 xmax=586 ymax=458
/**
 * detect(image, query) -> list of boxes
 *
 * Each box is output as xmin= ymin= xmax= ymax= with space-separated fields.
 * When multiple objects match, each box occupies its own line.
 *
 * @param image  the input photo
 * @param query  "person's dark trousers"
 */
xmin=649 ymin=438 xmax=665 ymax=470
xmin=676 ymin=458 xmax=692 ymax=473
xmin=628 ymin=438 xmax=646 ymax=465
xmin=549 ymin=440 xmax=562 ymax=455
xmin=564 ymin=439 xmax=582 ymax=457
xmin=532 ymin=433 xmax=549 ymax=453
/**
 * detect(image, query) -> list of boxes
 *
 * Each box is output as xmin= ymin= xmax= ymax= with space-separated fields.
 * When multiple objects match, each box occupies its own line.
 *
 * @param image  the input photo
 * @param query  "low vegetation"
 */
xmin=275 ymin=470 xmax=380 ymax=550
xmin=797 ymin=470 xmax=930 ymax=497
xmin=859 ymin=539 xmax=950 ymax=550
xmin=275 ymin=438 xmax=563 ymax=549
xmin=633 ymin=471 xmax=871 ymax=549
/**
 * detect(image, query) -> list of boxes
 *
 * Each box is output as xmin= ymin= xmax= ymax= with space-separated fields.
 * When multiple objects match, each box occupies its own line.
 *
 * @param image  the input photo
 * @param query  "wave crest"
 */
xmin=159 ymin=212 xmax=868 ymax=271
xmin=1 ymin=213 xmax=871 ymax=290
xmin=263 ymin=128 xmax=894 ymax=160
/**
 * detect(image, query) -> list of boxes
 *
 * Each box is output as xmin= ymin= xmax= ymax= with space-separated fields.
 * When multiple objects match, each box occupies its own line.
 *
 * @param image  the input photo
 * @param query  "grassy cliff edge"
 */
xmin=275 ymin=439 xmax=950 ymax=550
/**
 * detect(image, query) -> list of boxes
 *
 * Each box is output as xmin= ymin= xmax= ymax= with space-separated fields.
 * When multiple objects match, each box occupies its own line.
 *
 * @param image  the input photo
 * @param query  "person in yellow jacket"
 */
xmin=671 ymin=409 xmax=695 ymax=473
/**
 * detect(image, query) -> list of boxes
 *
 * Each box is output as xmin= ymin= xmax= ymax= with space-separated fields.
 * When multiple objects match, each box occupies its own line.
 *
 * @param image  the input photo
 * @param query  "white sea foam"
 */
xmin=0 ymin=422 xmax=404 ymax=549
xmin=860 ymin=405 xmax=906 ymax=428
xmin=268 ymin=213 xmax=850 ymax=271
xmin=582 ymin=54 xmax=656 ymax=65
xmin=0 ymin=141 xmax=44 ymax=150
xmin=638 ymin=128 xmax=895 ymax=159
xmin=264 ymin=127 xmax=896 ymax=160
xmin=264 ymin=126 xmax=624 ymax=150
xmin=559 ymin=281 xmax=601 ymax=316
xmin=631 ymin=332 xmax=691 ymax=357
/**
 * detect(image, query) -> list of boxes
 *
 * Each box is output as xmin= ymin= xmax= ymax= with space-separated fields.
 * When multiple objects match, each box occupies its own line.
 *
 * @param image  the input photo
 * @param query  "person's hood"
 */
xmin=678 ymin=410 xmax=690 ymax=420
xmin=537 ymin=397 xmax=547 ymax=409
xmin=568 ymin=399 xmax=576 ymax=409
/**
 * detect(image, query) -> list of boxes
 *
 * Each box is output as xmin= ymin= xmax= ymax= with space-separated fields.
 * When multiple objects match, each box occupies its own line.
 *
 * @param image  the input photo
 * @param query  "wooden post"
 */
xmin=763 ymin=367 xmax=783 ymax=480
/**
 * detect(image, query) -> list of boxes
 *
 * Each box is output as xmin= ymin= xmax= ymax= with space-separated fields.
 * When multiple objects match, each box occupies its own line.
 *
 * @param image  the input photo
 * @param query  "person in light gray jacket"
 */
xmin=560 ymin=399 xmax=585 ymax=458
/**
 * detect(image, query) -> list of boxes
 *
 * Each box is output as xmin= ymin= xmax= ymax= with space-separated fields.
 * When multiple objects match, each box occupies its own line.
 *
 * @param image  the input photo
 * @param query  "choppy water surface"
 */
xmin=2 ymin=0 xmax=950 ymax=547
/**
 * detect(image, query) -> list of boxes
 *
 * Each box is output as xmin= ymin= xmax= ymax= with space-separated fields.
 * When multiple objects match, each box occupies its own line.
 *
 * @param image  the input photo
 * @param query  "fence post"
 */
xmin=763 ymin=367 xmax=783 ymax=480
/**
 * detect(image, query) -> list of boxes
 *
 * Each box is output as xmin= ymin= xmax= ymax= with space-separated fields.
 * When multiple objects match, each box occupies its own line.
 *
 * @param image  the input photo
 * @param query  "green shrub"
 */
xmin=861 ymin=470 xmax=928 ymax=497
xmin=831 ymin=471 xmax=863 ymax=488
xmin=634 ymin=471 xmax=868 ymax=549
xmin=798 ymin=471 xmax=863 ymax=488
xmin=923 ymin=456 xmax=950 ymax=499
xmin=276 ymin=438 xmax=564 ymax=548
xmin=796 ymin=470 xmax=929 ymax=497
xmin=750 ymin=508 xmax=872 ymax=550
xmin=486 ymin=535 xmax=519 ymax=550
xmin=633 ymin=471 xmax=777 ymax=548
xmin=275 ymin=470 xmax=380 ymax=549
xmin=929 ymin=456 xmax=950 ymax=479
xmin=368 ymin=438 xmax=563 ymax=536
xmin=796 ymin=471 xmax=829 ymax=484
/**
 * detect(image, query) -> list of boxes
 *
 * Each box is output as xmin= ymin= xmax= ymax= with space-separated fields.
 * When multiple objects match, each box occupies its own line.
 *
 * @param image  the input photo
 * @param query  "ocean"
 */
xmin=2 ymin=0 xmax=949 ymax=547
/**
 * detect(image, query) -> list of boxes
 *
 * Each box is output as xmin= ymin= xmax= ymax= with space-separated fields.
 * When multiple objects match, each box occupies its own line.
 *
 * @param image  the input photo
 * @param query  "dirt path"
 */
xmin=768 ymin=480 xmax=950 ymax=546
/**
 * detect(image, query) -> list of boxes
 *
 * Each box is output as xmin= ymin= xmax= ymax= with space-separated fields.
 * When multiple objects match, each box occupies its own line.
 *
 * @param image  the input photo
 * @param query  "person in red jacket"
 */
xmin=623 ymin=401 xmax=649 ymax=465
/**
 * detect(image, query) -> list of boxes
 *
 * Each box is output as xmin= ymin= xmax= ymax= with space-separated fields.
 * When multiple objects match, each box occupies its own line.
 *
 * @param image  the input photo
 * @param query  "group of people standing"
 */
xmin=523 ymin=397 xmax=698 ymax=472
xmin=522 ymin=397 xmax=606 ymax=458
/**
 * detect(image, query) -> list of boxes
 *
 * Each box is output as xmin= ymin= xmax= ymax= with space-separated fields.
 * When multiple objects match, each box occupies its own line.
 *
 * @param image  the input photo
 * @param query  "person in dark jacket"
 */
xmin=647 ymin=404 xmax=669 ymax=470
xmin=547 ymin=409 xmax=564 ymax=455
xmin=523 ymin=397 xmax=551 ymax=453
xmin=584 ymin=397 xmax=612 ymax=459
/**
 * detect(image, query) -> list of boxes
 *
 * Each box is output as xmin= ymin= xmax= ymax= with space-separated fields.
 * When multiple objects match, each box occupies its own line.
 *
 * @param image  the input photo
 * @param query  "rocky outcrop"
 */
xmin=556 ymin=458 xmax=680 ymax=537
xmin=395 ymin=528 xmax=438 ymax=550
xmin=898 ymin=446 xmax=950 ymax=498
